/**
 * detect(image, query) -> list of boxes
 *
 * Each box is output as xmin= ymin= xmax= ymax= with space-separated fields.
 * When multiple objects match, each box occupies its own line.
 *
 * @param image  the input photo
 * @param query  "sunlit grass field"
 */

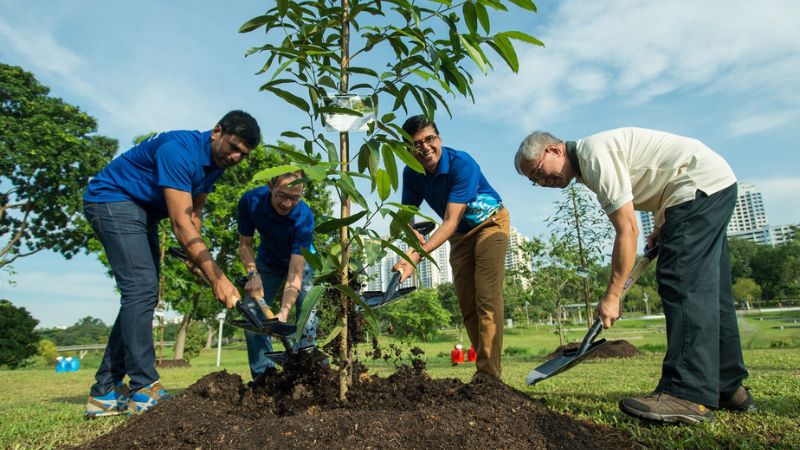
xmin=1 ymin=312 xmax=798 ymax=449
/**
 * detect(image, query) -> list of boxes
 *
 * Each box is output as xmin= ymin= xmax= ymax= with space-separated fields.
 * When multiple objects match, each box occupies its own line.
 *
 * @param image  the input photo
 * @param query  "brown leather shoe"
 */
xmin=719 ymin=386 xmax=756 ymax=413
xmin=619 ymin=392 xmax=714 ymax=424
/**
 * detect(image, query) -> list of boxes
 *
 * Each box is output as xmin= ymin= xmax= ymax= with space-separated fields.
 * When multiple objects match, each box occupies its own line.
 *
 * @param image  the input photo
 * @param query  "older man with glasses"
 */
xmin=394 ymin=115 xmax=510 ymax=381
xmin=237 ymin=170 xmax=318 ymax=380
xmin=513 ymin=127 xmax=754 ymax=424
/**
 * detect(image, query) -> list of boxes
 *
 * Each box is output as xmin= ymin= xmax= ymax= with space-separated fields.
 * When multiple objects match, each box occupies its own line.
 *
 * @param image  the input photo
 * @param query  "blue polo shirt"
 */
xmin=402 ymin=146 xmax=502 ymax=233
xmin=83 ymin=130 xmax=224 ymax=219
xmin=238 ymin=186 xmax=316 ymax=272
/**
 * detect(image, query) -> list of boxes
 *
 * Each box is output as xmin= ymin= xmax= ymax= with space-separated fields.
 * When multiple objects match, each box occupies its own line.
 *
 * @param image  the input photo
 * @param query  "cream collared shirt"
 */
xmin=575 ymin=127 xmax=736 ymax=228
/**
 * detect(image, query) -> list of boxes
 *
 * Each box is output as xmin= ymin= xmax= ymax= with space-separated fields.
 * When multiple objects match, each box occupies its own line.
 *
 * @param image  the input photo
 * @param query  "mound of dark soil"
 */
xmin=81 ymin=351 xmax=634 ymax=449
xmin=547 ymin=339 xmax=641 ymax=360
xmin=155 ymin=359 xmax=190 ymax=369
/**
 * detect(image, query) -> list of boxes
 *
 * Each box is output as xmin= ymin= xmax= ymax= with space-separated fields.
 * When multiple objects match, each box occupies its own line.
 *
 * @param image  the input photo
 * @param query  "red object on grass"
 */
xmin=467 ymin=346 xmax=477 ymax=362
xmin=450 ymin=345 xmax=465 ymax=364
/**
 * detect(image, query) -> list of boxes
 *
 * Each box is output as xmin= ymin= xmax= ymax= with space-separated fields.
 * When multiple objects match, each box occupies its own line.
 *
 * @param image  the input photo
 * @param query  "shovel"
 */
xmin=525 ymin=244 xmax=659 ymax=385
xmin=167 ymin=247 xmax=297 ymax=338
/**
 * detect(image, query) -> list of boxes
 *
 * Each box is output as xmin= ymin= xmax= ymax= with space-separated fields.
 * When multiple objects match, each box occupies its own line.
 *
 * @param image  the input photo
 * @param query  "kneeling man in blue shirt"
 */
xmin=238 ymin=170 xmax=318 ymax=379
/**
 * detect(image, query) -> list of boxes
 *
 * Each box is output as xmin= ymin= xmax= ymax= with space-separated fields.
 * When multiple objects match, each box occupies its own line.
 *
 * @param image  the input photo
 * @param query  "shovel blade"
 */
xmin=525 ymin=339 xmax=608 ymax=385
xmin=229 ymin=318 xmax=297 ymax=337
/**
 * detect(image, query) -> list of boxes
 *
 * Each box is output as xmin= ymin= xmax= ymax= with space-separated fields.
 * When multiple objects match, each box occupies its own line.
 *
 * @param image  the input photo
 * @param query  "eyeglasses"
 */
xmin=273 ymin=190 xmax=302 ymax=203
xmin=527 ymin=152 xmax=548 ymax=187
xmin=412 ymin=134 xmax=439 ymax=152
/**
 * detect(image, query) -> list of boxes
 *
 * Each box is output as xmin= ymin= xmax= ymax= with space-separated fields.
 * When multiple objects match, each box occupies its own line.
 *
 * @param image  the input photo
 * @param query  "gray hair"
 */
xmin=514 ymin=131 xmax=563 ymax=175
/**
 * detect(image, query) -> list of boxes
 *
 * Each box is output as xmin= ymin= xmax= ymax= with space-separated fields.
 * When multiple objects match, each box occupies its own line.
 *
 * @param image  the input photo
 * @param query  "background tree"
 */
xmin=733 ymin=278 xmax=761 ymax=310
xmin=37 ymin=338 xmax=58 ymax=365
xmin=0 ymin=299 xmax=40 ymax=369
xmin=545 ymin=184 xmax=613 ymax=328
xmin=0 ymin=63 xmax=117 ymax=270
xmin=241 ymin=0 xmax=542 ymax=399
xmin=36 ymin=316 xmax=111 ymax=346
xmin=436 ymin=282 xmax=461 ymax=328
xmin=377 ymin=288 xmax=450 ymax=341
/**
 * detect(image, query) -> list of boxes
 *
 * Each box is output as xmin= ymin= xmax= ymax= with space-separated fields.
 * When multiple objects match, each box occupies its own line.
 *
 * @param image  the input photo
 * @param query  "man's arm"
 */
xmin=238 ymin=234 xmax=264 ymax=300
xmin=394 ymin=202 xmax=467 ymax=282
xmin=276 ymin=254 xmax=307 ymax=323
xmin=596 ymin=201 xmax=639 ymax=328
xmin=164 ymin=187 xmax=239 ymax=308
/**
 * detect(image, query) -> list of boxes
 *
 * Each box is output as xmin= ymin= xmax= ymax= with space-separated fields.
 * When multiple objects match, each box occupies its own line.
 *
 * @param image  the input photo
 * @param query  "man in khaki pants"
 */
xmin=394 ymin=115 xmax=509 ymax=380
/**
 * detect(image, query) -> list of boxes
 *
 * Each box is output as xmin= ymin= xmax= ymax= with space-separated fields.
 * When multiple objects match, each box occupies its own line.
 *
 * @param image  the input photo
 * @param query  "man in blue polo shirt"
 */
xmin=393 ymin=115 xmax=510 ymax=380
xmin=238 ymin=170 xmax=318 ymax=379
xmin=82 ymin=110 xmax=261 ymax=417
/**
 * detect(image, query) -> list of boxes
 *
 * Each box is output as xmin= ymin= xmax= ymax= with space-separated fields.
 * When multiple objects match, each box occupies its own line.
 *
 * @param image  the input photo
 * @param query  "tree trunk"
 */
xmin=337 ymin=0 xmax=352 ymax=402
xmin=205 ymin=322 xmax=214 ymax=349
xmin=570 ymin=187 xmax=593 ymax=329
xmin=173 ymin=294 xmax=198 ymax=360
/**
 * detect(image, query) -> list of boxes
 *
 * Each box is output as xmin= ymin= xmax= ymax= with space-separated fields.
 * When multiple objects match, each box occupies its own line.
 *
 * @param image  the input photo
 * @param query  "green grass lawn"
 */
xmin=2 ymin=313 xmax=798 ymax=449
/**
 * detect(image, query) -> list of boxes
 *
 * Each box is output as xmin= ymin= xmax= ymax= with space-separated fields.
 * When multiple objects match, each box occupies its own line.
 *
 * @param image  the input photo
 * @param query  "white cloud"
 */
xmin=729 ymin=110 xmax=800 ymax=136
xmin=466 ymin=0 xmax=800 ymax=133
xmin=0 ymin=17 xmax=217 ymax=146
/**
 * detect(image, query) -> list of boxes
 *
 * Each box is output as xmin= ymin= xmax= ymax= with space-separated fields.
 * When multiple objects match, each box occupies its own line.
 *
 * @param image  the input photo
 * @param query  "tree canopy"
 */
xmin=0 ymin=299 xmax=40 ymax=369
xmin=0 ymin=63 xmax=118 ymax=269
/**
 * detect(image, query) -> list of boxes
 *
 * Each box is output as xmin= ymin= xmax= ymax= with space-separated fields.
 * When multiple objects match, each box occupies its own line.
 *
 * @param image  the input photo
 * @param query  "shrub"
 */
xmin=37 ymin=339 xmax=58 ymax=365
xmin=503 ymin=346 xmax=530 ymax=356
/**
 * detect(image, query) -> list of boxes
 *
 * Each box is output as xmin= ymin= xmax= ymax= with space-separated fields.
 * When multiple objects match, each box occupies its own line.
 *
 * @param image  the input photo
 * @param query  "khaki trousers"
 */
xmin=448 ymin=207 xmax=509 ymax=378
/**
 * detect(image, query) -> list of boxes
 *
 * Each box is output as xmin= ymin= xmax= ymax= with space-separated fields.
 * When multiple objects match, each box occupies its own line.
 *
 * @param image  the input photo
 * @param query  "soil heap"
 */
xmin=81 ymin=351 xmax=634 ymax=449
xmin=547 ymin=339 xmax=641 ymax=360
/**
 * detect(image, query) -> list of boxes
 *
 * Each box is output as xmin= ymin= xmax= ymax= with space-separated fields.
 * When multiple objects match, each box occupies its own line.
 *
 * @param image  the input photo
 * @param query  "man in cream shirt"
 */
xmin=514 ymin=127 xmax=754 ymax=424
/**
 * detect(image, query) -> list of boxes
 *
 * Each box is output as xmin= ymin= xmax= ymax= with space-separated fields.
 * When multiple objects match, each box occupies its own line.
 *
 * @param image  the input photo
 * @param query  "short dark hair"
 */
xmin=402 ymin=115 xmax=439 ymax=139
xmin=217 ymin=110 xmax=261 ymax=149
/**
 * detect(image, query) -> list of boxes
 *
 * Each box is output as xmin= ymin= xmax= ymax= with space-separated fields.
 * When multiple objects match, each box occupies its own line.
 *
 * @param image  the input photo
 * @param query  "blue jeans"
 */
xmin=244 ymin=263 xmax=317 ymax=378
xmin=84 ymin=201 xmax=161 ymax=395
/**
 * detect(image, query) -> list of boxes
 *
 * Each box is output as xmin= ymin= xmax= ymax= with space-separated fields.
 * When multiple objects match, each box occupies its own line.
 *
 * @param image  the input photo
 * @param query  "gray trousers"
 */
xmin=655 ymin=183 xmax=749 ymax=406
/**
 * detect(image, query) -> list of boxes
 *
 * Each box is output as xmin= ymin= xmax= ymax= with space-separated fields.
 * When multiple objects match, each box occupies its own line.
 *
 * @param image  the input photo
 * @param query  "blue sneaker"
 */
xmin=129 ymin=380 xmax=171 ymax=413
xmin=84 ymin=382 xmax=130 ymax=418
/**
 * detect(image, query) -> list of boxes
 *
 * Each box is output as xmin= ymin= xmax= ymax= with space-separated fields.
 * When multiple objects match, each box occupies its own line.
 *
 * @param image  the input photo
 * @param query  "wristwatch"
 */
xmin=246 ymin=271 xmax=257 ymax=280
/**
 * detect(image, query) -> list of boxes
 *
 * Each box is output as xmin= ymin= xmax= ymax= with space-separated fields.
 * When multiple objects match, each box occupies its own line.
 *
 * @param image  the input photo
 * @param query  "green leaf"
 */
xmin=458 ymin=35 xmax=487 ymax=74
xmin=318 ymin=321 xmax=344 ymax=348
xmin=253 ymin=164 xmax=302 ymax=182
xmin=300 ymin=247 xmax=323 ymax=271
xmin=475 ymin=2 xmax=490 ymax=33
xmin=239 ymin=15 xmax=271 ymax=33
xmin=381 ymin=144 xmax=399 ymax=189
xmin=393 ymin=143 xmax=425 ymax=174
xmin=489 ymin=34 xmax=519 ymax=73
xmin=376 ymin=169 xmax=391 ymax=201
xmin=497 ymin=30 xmax=544 ymax=47
xmin=266 ymin=144 xmax=317 ymax=164
xmin=293 ymin=285 xmax=324 ymax=342
xmin=280 ymin=131 xmax=306 ymax=140
xmin=506 ymin=0 xmax=538 ymax=12
xmin=304 ymin=163 xmax=329 ymax=181
xmin=261 ymin=86 xmax=310 ymax=112
xmin=315 ymin=210 xmax=368 ymax=234
xmin=463 ymin=2 xmax=478 ymax=35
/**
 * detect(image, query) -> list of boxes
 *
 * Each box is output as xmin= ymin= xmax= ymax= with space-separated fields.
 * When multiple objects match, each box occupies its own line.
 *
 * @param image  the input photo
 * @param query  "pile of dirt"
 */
xmin=81 ymin=351 xmax=634 ymax=449
xmin=155 ymin=359 xmax=190 ymax=369
xmin=547 ymin=339 xmax=641 ymax=360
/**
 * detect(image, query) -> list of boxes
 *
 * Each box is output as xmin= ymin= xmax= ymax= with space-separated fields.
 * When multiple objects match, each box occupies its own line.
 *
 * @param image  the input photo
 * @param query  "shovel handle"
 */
xmin=578 ymin=318 xmax=603 ymax=355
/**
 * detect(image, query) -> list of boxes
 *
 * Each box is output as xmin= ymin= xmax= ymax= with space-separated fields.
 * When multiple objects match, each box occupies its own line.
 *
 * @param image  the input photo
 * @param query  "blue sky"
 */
xmin=2 ymin=0 xmax=799 ymax=328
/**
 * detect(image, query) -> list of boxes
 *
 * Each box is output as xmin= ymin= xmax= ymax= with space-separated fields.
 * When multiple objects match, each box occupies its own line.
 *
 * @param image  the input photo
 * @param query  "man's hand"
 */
xmin=244 ymin=275 xmax=264 ymax=300
xmin=276 ymin=306 xmax=290 ymax=323
xmin=646 ymin=226 xmax=660 ymax=249
xmin=393 ymin=252 xmax=418 ymax=283
xmin=212 ymin=277 xmax=241 ymax=309
xmin=595 ymin=293 xmax=621 ymax=329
